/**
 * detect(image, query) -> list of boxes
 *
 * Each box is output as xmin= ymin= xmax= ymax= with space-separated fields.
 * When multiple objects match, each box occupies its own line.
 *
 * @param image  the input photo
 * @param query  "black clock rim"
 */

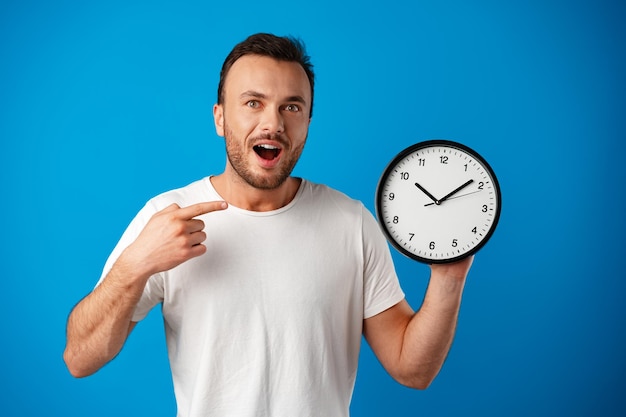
xmin=375 ymin=139 xmax=502 ymax=264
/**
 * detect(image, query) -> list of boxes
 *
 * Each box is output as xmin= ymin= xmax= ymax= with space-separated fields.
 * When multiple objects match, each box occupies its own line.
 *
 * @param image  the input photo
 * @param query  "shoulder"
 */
xmin=146 ymin=177 xmax=214 ymax=212
xmin=302 ymin=180 xmax=364 ymax=212
xmin=297 ymin=180 xmax=379 ymax=232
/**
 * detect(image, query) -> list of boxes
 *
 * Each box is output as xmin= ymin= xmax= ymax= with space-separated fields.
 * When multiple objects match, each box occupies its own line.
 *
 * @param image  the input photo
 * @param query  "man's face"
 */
xmin=213 ymin=55 xmax=312 ymax=190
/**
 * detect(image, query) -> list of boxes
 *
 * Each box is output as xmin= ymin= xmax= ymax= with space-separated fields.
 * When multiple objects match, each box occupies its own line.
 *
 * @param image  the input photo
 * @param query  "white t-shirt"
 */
xmin=100 ymin=177 xmax=405 ymax=417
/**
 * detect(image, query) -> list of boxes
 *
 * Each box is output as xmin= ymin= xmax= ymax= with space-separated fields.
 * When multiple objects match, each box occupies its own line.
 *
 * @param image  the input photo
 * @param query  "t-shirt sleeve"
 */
xmin=95 ymin=200 xmax=165 ymax=322
xmin=361 ymin=205 xmax=405 ymax=319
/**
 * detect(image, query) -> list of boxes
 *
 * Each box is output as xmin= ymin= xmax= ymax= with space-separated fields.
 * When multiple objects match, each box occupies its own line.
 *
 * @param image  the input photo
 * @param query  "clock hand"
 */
xmin=424 ymin=189 xmax=482 ymax=206
xmin=414 ymin=182 xmax=440 ymax=205
xmin=438 ymin=179 xmax=474 ymax=204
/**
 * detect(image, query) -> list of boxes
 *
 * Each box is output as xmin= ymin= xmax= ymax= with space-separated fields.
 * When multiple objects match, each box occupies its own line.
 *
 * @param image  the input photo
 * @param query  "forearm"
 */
xmin=63 ymin=257 xmax=149 ymax=378
xmin=398 ymin=270 xmax=466 ymax=388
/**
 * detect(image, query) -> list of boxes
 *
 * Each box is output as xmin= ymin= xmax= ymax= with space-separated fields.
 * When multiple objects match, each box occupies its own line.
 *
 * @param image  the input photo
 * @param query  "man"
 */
xmin=64 ymin=33 xmax=473 ymax=416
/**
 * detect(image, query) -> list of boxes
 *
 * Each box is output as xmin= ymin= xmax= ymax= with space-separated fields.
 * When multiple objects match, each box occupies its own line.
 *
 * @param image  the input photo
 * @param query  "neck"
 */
xmin=210 ymin=172 xmax=301 ymax=212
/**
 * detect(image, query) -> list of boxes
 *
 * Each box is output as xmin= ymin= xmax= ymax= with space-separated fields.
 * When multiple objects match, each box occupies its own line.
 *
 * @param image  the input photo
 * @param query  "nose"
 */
xmin=260 ymin=107 xmax=284 ymax=135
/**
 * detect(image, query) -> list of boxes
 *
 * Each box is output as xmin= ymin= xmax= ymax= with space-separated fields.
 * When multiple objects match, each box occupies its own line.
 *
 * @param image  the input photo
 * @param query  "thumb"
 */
xmin=160 ymin=203 xmax=181 ymax=214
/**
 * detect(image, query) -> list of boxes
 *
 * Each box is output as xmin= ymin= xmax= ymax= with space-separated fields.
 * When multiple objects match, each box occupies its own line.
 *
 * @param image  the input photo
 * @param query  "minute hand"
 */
xmin=438 ymin=179 xmax=474 ymax=204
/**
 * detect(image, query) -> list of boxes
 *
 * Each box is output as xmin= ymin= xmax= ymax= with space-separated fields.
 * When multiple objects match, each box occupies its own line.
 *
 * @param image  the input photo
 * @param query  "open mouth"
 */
xmin=254 ymin=144 xmax=281 ymax=161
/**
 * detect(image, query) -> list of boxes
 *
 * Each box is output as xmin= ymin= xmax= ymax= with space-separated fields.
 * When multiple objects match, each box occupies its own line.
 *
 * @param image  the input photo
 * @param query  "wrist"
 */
xmin=112 ymin=247 xmax=155 ymax=289
xmin=429 ymin=256 xmax=473 ymax=281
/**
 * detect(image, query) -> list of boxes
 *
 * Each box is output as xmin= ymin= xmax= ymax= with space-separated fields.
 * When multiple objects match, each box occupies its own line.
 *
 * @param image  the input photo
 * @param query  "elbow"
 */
xmin=67 ymin=368 xmax=90 ymax=379
xmin=66 ymin=367 xmax=91 ymax=379
xmin=63 ymin=348 xmax=95 ymax=379
xmin=393 ymin=368 xmax=439 ymax=390
xmin=397 ymin=375 xmax=435 ymax=391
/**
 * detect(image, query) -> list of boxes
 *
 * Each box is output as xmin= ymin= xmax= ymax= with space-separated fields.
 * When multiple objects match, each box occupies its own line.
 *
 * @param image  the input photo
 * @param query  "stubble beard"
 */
xmin=223 ymin=123 xmax=306 ymax=190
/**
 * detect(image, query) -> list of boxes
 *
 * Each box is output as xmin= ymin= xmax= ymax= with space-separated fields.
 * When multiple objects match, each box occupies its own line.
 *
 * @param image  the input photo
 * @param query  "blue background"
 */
xmin=1 ymin=0 xmax=624 ymax=415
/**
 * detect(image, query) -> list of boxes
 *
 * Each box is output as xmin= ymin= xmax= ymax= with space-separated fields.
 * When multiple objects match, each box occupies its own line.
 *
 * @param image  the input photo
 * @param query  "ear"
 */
xmin=213 ymin=103 xmax=225 ymax=137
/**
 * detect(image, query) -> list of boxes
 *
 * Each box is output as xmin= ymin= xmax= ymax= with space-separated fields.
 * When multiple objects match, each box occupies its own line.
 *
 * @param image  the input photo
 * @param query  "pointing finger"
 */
xmin=177 ymin=201 xmax=228 ymax=220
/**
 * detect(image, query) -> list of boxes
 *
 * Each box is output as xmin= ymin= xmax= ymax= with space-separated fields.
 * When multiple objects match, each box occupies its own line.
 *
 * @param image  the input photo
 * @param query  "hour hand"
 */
xmin=414 ymin=182 xmax=439 ymax=205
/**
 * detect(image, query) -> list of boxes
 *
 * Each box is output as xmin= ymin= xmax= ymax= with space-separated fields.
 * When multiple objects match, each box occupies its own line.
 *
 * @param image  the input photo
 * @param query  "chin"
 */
xmin=247 ymin=174 xmax=290 ymax=190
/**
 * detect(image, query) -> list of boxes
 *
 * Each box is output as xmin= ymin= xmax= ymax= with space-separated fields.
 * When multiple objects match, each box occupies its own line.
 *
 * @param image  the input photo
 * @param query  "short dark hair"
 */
xmin=217 ymin=33 xmax=315 ymax=117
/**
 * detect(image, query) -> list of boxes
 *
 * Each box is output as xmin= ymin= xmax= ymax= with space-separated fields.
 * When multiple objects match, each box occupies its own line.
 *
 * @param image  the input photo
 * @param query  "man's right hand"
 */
xmin=121 ymin=201 xmax=228 ymax=278
xmin=64 ymin=200 xmax=228 ymax=378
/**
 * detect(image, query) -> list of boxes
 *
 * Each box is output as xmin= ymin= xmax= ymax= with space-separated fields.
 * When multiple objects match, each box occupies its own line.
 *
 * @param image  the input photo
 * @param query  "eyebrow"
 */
xmin=240 ymin=90 xmax=307 ymax=105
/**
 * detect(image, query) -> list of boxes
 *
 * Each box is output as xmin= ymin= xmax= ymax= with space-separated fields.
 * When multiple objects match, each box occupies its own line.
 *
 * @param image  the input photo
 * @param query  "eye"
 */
xmin=246 ymin=100 xmax=260 ymax=109
xmin=284 ymin=104 xmax=301 ymax=112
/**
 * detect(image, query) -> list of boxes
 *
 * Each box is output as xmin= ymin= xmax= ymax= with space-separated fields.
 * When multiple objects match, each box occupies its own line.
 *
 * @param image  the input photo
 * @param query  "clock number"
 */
xmin=388 ymin=192 xmax=395 ymax=201
xmin=482 ymin=205 xmax=488 ymax=213
xmin=471 ymin=227 xmax=477 ymax=234
xmin=478 ymin=181 xmax=484 ymax=190
xmin=452 ymin=239 xmax=458 ymax=248
xmin=409 ymin=233 xmax=415 ymax=241
xmin=464 ymin=164 xmax=468 ymax=172
xmin=393 ymin=216 xmax=399 ymax=224
xmin=400 ymin=172 xmax=410 ymax=180
xmin=440 ymin=156 xmax=448 ymax=164
xmin=418 ymin=158 xmax=425 ymax=166
xmin=429 ymin=241 xmax=436 ymax=250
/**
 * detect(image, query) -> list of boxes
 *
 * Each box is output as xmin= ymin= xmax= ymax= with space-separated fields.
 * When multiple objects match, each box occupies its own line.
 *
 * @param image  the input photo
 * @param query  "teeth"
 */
xmin=257 ymin=144 xmax=279 ymax=150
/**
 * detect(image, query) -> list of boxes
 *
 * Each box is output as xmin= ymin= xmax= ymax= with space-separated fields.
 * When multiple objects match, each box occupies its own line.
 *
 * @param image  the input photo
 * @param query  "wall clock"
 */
xmin=375 ymin=140 xmax=501 ymax=264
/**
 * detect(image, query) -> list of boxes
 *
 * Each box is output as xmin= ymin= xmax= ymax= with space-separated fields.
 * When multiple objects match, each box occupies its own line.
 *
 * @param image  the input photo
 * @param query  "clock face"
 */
xmin=375 ymin=140 xmax=501 ymax=264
